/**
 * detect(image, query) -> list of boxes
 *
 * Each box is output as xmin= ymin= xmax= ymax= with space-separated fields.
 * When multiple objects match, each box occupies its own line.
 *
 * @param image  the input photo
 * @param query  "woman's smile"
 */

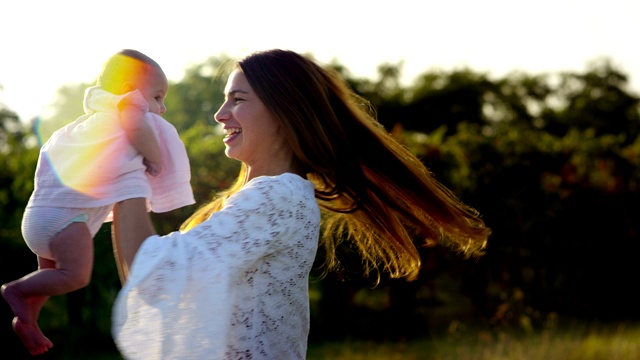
xmin=223 ymin=126 xmax=242 ymax=144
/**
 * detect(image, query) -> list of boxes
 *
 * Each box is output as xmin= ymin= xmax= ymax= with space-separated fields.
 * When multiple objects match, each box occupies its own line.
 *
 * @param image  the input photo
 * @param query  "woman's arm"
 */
xmin=111 ymin=197 xmax=157 ymax=284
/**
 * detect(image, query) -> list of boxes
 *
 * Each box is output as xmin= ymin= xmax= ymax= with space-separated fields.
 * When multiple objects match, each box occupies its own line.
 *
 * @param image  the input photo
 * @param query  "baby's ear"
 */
xmin=120 ymin=81 xmax=136 ymax=93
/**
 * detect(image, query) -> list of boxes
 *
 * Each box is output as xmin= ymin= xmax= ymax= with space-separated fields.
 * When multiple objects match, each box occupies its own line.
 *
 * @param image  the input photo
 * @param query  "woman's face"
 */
xmin=215 ymin=69 xmax=291 ymax=176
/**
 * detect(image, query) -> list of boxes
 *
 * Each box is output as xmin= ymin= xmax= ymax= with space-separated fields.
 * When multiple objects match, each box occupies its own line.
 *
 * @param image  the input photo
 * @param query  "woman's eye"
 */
xmin=233 ymin=98 xmax=245 ymax=104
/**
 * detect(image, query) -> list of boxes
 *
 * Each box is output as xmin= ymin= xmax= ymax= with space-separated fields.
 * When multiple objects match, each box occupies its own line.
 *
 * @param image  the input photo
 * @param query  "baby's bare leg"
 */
xmin=2 ymin=259 xmax=54 ymax=356
xmin=2 ymin=223 xmax=93 ymax=355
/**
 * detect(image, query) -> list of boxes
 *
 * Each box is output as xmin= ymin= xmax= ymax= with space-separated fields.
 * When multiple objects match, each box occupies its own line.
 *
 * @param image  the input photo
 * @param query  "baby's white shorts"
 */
xmin=21 ymin=205 xmax=112 ymax=260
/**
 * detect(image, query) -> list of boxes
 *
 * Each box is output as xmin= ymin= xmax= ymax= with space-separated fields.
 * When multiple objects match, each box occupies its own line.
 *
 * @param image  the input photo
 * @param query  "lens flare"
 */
xmin=35 ymin=111 xmax=135 ymax=198
xmin=31 ymin=51 xmax=154 ymax=198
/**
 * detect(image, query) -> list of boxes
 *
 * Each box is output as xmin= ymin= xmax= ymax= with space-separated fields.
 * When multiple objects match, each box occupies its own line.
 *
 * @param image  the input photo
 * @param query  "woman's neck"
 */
xmin=245 ymin=158 xmax=305 ymax=182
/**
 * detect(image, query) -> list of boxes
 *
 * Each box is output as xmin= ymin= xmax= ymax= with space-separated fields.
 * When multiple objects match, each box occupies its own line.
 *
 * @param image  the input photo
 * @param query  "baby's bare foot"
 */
xmin=12 ymin=317 xmax=54 ymax=355
xmin=2 ymin=283 xmax=53 ymax=355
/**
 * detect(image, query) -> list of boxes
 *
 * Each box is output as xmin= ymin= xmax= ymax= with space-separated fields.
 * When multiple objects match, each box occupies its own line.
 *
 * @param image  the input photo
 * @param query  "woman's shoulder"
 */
xmin=246 ymin=173 xmax=315 ymax=194
xmin=230 ymin=173 xmax=317 ymax=211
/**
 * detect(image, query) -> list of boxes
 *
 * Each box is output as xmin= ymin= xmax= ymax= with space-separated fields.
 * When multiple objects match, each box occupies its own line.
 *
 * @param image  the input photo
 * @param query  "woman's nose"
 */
xmin=214 ymin=103 xmax=228 ymax=123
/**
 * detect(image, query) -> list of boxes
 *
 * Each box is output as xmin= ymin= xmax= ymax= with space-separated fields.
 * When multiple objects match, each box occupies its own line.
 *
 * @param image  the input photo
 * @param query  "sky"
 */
xmin=1 ymin=0 xmax=639 ymax=123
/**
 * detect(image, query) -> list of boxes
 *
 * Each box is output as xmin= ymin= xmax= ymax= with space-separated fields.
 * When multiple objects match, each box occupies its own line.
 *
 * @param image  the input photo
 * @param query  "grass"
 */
xmin=7 ymin=314 xmax=639 ymax=359
xmin=306 ymin=322 xmax=640 ymax=360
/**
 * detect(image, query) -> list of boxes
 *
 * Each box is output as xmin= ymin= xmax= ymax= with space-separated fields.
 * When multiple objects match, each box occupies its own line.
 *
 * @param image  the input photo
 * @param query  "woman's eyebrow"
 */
xmin=228 ymin=89 xmax=249 ymax=96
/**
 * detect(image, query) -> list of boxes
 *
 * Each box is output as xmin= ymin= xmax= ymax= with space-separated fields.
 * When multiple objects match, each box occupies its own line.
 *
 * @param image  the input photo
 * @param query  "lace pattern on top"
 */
xmin=112 ymin=173 xmax=320 ymax=360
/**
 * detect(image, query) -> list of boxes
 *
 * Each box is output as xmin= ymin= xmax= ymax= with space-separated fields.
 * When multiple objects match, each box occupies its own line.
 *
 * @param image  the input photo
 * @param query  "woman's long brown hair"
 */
xmin=181 ymin=49 xmax=490 ymax=280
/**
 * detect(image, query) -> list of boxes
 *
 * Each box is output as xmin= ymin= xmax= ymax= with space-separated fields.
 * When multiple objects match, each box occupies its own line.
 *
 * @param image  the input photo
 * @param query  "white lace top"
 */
xmin=112 ymin=173 xmax=320 ymax=360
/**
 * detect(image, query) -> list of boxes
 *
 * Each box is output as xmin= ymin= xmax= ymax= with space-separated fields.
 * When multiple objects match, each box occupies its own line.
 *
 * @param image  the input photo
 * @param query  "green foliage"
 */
xmin=36 ymin=82 xmax=90 ymax=144
xmin=2 ymin=53 xmax=640 ymax=355
xmin=321 ymin=56 xmax=640 ymax=339
xmin=150 ymin=122 xmax=240 ymax=235
xmin=552 ymin=58 xmax=640 ymax=139
xmin=181 ymin=121 xmax=240 ymax=200
xmin=0 ymin=107 xmax=38 ymax=245
xmin=164 ymin=55 xmax=232 ymax=133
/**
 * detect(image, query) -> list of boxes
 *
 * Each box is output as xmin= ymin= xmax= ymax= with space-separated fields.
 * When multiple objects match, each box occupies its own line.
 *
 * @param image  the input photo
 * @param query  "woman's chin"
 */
xmin=224 ymin=148 xmax=240 ymax=161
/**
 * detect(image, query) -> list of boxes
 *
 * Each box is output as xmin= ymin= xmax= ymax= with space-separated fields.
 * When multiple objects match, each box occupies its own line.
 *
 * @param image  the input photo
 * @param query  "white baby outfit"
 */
xmin=22 ymin=86 xmax=195 ymax=259
xmin=112 ymin=173 xmax=320 ymax=360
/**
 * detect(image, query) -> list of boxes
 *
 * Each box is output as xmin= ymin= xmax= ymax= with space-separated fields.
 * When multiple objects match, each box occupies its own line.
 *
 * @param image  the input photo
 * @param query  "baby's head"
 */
xmin=98 ymin=49 xmax=168 ymax=115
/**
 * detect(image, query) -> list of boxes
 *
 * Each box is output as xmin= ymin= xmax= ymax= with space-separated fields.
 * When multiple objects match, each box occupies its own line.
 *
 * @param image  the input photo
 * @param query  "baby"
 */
xmin=2 ymin=49 xmax=194 ymax=355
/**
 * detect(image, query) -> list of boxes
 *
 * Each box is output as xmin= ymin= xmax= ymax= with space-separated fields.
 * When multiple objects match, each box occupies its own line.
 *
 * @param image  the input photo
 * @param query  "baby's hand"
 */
xmin=144 ymin=158 xmax=163 ymax=177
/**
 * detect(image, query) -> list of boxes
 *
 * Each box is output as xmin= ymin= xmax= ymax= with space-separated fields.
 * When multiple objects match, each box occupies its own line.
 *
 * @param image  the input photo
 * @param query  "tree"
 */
xmin=394 ymin=68 xmax=496 ymax=135
xmin=0 ymin=105 xmax=37 ymax=243
xmin=164 ymin=54 xmax=232 ymax=133
xmin=547 ymin=58 xmax=640 ymax=140
xmin=35 ymin=83 xmax=88 ymax=144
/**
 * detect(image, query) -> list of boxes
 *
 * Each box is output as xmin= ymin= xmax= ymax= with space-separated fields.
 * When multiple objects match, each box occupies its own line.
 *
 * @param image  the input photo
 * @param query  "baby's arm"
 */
xmin=119 ymin=105 xmax=163 ymax=176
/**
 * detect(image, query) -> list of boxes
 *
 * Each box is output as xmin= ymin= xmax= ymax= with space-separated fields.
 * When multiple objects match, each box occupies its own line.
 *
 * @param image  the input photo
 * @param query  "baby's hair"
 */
xmin=97 ymin=49 xmax=162 ymax=94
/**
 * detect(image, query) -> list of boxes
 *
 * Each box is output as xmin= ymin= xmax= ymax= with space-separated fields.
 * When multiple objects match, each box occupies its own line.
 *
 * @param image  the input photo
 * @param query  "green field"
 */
xmin=5 ymin=320 xmax=639 ymax=359
xmin=307 ymin=322 xmax=640 ymax=360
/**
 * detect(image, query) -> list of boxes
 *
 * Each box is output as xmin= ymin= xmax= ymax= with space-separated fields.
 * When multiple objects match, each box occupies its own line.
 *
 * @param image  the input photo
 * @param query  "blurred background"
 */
xmin=1 ymin=1 xmax=639 ymax=359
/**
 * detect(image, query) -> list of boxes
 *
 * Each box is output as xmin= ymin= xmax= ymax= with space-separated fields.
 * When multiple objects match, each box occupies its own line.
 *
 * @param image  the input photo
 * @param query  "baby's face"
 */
xmin=139 ymin=70 xmax=168 ymax=116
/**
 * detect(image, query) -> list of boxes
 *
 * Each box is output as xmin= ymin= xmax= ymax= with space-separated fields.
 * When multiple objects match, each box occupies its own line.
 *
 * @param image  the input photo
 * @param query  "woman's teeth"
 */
xmin=224 ymin=127 xmax=242 ymax=136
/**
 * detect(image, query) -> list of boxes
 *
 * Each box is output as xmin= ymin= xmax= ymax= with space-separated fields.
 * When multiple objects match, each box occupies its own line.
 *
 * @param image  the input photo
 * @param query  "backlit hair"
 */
xmin=182 ymin=49 xmax=490 ymax=280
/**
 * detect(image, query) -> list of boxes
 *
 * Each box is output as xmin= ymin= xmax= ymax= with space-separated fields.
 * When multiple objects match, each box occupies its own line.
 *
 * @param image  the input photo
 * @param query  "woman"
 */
xmin=111 ymin=49 xmax=490 ymax=359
